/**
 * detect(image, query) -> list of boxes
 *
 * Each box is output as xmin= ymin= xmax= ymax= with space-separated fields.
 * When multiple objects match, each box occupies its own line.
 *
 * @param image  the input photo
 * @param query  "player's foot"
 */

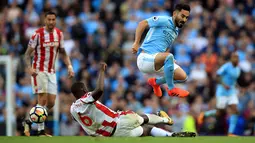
xmin=197 ymin=112 xmax=204 ymax=126
xmin=22 ymin=119 xmax=32 ymax=136
xmin=157 ymin=110 xmax=173 ymax=125
xmin=228 ymin=133 xmax=238 ymax=137
xmin=165 ymin=87 xmax=189 ymax=98
xmin=38 ymin=130 xmax=52 ymax=137
xmin=148 ymin=78 xmax=162 ymax=97
xmin=172 ymin=131 xmax=196 ymax=137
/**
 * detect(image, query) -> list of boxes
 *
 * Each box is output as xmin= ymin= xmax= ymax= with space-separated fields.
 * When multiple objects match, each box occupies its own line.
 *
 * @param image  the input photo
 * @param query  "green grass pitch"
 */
xmin=1 ymin=136 xmax=255 ymax=143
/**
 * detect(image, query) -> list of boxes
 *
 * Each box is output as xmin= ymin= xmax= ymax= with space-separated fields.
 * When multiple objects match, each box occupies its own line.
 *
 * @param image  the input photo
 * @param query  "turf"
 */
xmin=1 ymin=136 xmax=255 ymax=143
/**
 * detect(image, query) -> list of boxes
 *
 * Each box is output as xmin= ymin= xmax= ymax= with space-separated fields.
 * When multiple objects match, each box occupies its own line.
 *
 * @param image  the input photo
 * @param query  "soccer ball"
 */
xmin=29 ymin=105 xmax=48 ymax=123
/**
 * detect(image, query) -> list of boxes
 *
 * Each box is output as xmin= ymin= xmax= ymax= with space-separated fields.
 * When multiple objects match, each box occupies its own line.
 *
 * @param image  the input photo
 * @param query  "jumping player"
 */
xmin=132 ymin=4 xmax=190 ymax=98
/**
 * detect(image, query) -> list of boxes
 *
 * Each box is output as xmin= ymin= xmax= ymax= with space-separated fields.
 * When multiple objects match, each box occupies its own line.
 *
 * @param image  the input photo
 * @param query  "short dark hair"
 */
xmin=71 ymin=81 xmax=86 ymax=98
xmin=174 ymin=3 xmax=190 ymax=12
xmin=45 ymin=11 xmax=57 ymax=17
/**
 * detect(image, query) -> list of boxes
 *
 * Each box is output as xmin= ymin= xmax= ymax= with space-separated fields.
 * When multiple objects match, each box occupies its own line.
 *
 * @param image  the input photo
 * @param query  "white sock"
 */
xmin=146 ymin=114 xmax=169 ymax=124
xmin=150 ymin=127 xmax=173 ymax=137
xmin=38 ymin=122 xmax=45 ymax=131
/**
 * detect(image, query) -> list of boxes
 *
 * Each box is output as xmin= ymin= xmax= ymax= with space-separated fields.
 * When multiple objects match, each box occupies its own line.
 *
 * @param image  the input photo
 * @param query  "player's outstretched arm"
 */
xmin=132 ymin=20 xmax=149 ymax=54
xmin=91 ymin=62 xmax=107 ymax=101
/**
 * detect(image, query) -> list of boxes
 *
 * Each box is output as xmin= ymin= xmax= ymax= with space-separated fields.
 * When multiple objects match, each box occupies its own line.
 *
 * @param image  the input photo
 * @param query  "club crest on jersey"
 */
xmin=153 ymin=16 xmax=158 ymax=21
xmin=43 ymin=41 xmax=59 ymax=47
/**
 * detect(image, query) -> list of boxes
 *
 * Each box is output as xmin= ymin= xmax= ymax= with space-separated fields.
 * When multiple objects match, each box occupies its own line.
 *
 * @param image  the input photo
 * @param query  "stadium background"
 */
xmin=0 ymin=0 xmax=254 ymax=136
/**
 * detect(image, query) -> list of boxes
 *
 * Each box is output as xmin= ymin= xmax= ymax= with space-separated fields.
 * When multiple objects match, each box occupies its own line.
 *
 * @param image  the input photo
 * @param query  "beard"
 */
xmin=47 ymin=24 xmax=55 ymax=30
xmin=175 ymin=19 xmax=185 ymax=28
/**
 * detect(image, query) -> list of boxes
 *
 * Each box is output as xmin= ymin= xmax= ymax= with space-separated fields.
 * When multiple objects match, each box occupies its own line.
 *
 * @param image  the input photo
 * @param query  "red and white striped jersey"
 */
xmin=28 ymin=27 xmax=64 ymax=73
xmin=70 ymin=92 xmax=119 ymax=136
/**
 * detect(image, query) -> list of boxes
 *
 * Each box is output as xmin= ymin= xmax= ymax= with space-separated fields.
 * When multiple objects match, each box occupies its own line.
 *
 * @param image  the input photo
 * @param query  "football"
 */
xmin=29 ymin=105 xmax=48 ymax=123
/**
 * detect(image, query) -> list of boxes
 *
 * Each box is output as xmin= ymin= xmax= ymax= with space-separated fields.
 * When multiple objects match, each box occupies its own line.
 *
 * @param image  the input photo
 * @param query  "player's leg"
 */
xmin=154 ymin=53 xmax=189 ymax=97
xmin=139 ymin=111 xmax=173 ymax=125
xmin=228 ymin=104 xmax=238 ymax=135
xmin=215 ymin=109 xmax=227 ymax=135
xmin=173 ymin=66 xmax=188 ymax=82
xmin=46 ymin=94 xmax=56 ymax=110
xmin=227 ymin=94 xmax=239 ymax=136
xmin=155 ymin=64 xmax=188 ymax=84
xmin=37 ymin=93 xmax=50 ymax=136
xmin=46 ymin=73 xmax=57 ymax=110
xmin=38 ymin=93 xmax=56 ymax=136
xmin=141 ymin=124 xmax=173 ymax=136
xmin=141 ymin=125 xmax=196 ymax=137
xmin=215 ymin=96 xmax=228 ymax=135
xmin=23 ymin=72 xmax=47 ymax=136
xmin=37 ymin=73 xmax=57 ymax=136
xmin=137 ymin=53 xmax=163 ymax=97
xmin=149 ymin=65 xmax=188 ymax=96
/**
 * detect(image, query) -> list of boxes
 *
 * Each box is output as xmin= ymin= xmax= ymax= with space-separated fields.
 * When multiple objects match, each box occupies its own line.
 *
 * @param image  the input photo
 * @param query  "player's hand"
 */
xmin=68 ymin=65 xmax=74 ymax=78
xmin=132 ymin=42 xmax=139 ymax=54
xmin=28 ymin=67 xmax=37 ymax=76
xmin=100 ymin=62 xmax=107 ymax=71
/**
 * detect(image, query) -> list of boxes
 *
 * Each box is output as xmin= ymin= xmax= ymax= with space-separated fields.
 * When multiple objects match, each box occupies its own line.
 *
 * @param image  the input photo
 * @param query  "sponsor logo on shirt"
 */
xmin=43 ymin=41 xmax=59 ymax=47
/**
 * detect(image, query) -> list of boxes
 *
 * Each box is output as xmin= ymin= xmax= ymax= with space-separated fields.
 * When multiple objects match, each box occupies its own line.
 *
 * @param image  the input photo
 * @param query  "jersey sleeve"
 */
xmin=60 ymin=32 xmax=64 ymax=49
xmin=216 ymin=63 xmax=228 ymax=76
xmin=28 ymin=32 xmax=39 ymax=48
xmin=80 ymin=92 xmax=95 ymax=104
xmin=146 ymin=16 xmax=169 ymax=28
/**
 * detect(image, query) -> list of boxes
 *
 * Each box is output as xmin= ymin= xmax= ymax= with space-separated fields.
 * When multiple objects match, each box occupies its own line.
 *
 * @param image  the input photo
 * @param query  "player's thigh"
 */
xmin=141 ymin=125 xmax=154 ymax=136
xmin=154 ymin=52 xmax=171 ymax=71
xmin=137 ymin=53 xmax=156 ymax=74
xmin=47 ymin=73 xmax=57 ymax=95
xmin=228 ymin=94 xmax=239 ymax=113
xmin=113 ymin=113 xmax=144 ymax=137
xmin=216 ymin=96 xmax=228 ymax=109
xmin=173 ymin=65 xmax=187 ymax=80
xmin=114 ymin=126 xmax=144 ymax=137
xmin=31 ymin=72 xmax=48 ymax=94
xmin=227 ymin=93 xmax=239 ymax=106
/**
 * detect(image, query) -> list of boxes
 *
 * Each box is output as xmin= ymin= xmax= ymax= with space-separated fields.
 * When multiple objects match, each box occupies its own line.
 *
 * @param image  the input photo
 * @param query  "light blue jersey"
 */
xmin=216 ymin=62 xmax=241 ymax=96
xmin=138 ymin=16 xmax=179 ymax=55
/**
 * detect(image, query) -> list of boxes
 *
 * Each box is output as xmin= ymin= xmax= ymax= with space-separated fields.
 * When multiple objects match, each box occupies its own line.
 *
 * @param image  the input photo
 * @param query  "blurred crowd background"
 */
xmin=0 ymin=0 xmax=254 ymax=136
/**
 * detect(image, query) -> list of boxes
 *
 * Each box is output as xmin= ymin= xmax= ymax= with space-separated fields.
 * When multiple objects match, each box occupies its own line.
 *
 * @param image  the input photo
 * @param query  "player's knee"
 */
xmin=46 ymin=101 xmax=55 ymax=109
xmin=216 ymin=109 xmax=226 ymax=117
xmin=230 ymin=105 xmax=238 ymax=114
xmin=182 ymin=75 xmax=188 ymax=82
xmin=141 ymin=125 xmax=153 ymax=136
xmin=139 ymin=114 xmax=149 ymax=125
xmin=164 ymin=54 xmax=174 ymax=67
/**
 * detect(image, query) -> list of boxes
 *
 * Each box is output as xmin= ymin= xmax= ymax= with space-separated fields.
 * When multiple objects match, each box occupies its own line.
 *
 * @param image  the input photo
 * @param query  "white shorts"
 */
xmin=113 ymin=111 xmax=144 ymax=137
xmin=137 ymin=52 xmax=180 ymax=74
xmin=31 ymin=72 xmax=57 ymax=95
xmin=216 ymin=94 xmax=239 ymax=109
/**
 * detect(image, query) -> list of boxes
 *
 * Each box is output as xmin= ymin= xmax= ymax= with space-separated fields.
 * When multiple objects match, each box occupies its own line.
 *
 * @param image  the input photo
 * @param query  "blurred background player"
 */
xmin=132 ymin=4 xmax=190 ymax=98
xmin=23 ymin=11 xmax=74 ymax=136
xmin=70 ymin=62 xmax=196 ymax=137
xmin=198 ymin=53 xmax=241 ymax=136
